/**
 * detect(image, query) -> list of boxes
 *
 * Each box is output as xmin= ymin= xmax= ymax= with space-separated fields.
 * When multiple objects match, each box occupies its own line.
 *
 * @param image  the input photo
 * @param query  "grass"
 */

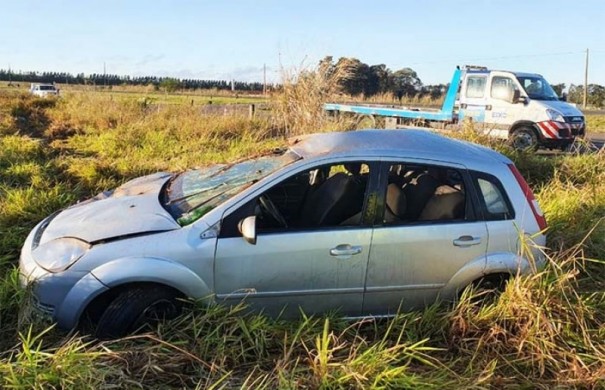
xmin=587 ymin=114 xmax=605 ymax=133
xmin=0 ymin=87 xmax=604 ymax=388
xmin=0 ymin=81 xmax=267 ymax=105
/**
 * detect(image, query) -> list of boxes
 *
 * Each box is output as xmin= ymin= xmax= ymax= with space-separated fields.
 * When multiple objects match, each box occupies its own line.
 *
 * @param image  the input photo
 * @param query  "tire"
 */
xmin=510 ymin=127 xmax=538 ymax=151
xmin=95 ymin=285 xmax=182 ymax=339
xmin=466 ymin=274 xmax=509 ymax=304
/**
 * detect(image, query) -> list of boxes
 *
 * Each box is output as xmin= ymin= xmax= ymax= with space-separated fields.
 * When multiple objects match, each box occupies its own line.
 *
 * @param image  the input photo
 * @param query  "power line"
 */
xmin=407 ymin=50 xmax=585 ymax=66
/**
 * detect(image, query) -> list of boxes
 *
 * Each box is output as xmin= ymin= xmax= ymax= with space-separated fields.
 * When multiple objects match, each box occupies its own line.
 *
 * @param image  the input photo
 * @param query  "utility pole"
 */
xmin=583 ymin=48 xmax=589 ymax=109
xmin=263 ymin=63 xmax=267 ymax=96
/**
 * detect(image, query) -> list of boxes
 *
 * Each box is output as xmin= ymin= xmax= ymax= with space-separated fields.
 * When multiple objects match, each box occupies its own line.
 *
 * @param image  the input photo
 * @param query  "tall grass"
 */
xmin=0 ymin=87 xmax=604 ymax=388
xmin=272 ymin=62 xmax=357 ymax=136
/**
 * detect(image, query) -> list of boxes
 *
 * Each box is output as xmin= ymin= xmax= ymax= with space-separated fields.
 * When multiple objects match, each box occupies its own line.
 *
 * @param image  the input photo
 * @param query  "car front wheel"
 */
xmin=95 ymin=285 xmax=182 ymax=339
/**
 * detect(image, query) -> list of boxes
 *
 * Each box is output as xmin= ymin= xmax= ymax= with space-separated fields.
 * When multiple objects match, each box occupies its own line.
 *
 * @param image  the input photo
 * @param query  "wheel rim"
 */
xmin=513 ymin=131 xmax=534 ymax=150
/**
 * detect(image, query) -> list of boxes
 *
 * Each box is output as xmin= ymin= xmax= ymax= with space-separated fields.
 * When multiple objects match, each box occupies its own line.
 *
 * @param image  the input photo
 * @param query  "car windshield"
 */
xmin=516 ymin=76 xmax=559 ymax=101
xmin=39 ymin=85 xmax=56 ymax=91
xmin=163 ymin=149 xmax=301 ymax=225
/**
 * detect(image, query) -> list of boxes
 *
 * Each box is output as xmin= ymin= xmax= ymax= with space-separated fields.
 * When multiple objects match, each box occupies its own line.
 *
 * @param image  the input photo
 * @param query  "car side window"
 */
xmin=219 ymin=162 xmax=371 ymax=237
xmin=473 ymin=173 xmax=514 ymax=220
xmin=381 ymin=163 xmax=467 ymax=225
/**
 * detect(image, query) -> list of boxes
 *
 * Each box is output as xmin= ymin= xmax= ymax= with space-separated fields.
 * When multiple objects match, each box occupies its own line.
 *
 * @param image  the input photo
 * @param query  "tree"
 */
xmin=391 ymin=68 xmax=422 ymax=99
xmin=159 ymin=78 xmax=182 ymax=93
xmin=334 ymin=57 xmax=370 ymax=96
xmin=551 ymin=83 xmax=566 ymax=96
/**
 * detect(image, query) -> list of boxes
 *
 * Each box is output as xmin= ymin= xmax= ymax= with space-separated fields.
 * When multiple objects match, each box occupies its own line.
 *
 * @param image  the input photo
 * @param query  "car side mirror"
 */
xmin=238 ymin=215 xmax=257 ymax=245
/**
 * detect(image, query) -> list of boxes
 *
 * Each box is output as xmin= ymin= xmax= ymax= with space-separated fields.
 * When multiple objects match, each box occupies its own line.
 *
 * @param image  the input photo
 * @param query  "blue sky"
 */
xmin=1 ymin=0 xmax=604 ymax=86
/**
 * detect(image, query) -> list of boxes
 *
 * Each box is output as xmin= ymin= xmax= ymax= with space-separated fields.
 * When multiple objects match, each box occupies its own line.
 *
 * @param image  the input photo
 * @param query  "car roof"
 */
xmin=290 ymin=129 xmax=511 ymax=168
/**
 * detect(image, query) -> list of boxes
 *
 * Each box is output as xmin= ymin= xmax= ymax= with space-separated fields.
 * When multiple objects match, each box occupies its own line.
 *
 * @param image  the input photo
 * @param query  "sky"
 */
xmin=1 ymin=0 xmax=604 ymax=86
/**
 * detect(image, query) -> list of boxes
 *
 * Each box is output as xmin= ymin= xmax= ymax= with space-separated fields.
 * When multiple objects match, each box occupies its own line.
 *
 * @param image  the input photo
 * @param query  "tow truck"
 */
xmin=324 ymin=66 xmax=585 ymax=150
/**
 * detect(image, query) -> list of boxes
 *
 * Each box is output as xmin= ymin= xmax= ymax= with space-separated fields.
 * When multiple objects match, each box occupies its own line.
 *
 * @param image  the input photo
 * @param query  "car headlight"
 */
xmin=546 ymin=109 xmax=565 ymax=122
xmin=32 ymin=238 xmax=90 ymax=272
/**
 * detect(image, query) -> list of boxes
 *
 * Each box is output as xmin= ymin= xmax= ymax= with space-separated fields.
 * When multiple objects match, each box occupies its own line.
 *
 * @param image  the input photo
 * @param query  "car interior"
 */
xmin=248 ymin=162 xmax=466 ymax=232
xmin=256 ymin=163 xmax=370 ymax=230
xmin=219 ymin=161 xmax=468 ymax=238
xmin=382 ymin=164 xmax=466 ymax=224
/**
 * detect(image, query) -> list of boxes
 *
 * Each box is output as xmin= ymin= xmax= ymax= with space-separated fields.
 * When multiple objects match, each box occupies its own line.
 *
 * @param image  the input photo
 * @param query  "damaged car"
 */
xmin=19 ymin=129 xmax=547 ymax=338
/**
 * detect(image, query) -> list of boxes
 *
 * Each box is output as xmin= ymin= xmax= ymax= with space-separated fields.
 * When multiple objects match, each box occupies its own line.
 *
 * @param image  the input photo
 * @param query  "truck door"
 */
xmin=459 ymin=73 xmax=488 ymax=123
xmin=485 ymin=74 xmax=525 ymax=133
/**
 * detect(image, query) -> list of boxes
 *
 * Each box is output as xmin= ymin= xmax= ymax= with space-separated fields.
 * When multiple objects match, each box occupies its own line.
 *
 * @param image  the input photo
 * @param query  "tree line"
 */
xmin=317 ymin=56 xmax=446 ymax=100
xmin=0 ymin=69 xmax=268 ymax=92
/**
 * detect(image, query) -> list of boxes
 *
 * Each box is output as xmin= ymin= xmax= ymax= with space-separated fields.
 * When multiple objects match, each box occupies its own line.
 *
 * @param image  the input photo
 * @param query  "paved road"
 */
xmin=588 ymin=132 xmax=605 ymax=150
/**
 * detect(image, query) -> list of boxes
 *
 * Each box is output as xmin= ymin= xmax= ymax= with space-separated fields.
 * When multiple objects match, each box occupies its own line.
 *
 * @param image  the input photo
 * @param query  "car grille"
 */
xmin=32 ymin=297 xmax=55 ymax=317
xmin=564 ymin=116 xmax=584 ymax=124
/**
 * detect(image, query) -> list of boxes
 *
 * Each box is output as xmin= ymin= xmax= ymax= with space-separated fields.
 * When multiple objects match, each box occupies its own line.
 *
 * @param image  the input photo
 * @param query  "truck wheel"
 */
xmin=95 ymin=285 xmax=182 ymax=339
xmin=510 ymin=127 xmax=538 ymax=151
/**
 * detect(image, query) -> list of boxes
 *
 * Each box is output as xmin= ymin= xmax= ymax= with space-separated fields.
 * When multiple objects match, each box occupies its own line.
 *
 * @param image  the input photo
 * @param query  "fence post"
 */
xmin=249 ymin=104 xmax=256 ymax=119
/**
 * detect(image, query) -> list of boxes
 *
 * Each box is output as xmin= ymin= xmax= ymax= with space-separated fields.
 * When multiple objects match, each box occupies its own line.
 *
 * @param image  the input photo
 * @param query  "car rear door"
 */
xmin=362 ymin=160 xmax=488 ymax=315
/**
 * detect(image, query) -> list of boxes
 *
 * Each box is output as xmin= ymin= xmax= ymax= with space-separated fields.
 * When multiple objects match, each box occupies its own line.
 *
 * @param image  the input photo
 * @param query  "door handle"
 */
xmin=330 ymin=244 xmax=363 ymax=257
xmin=453 ymin=235 xmax=482 ymax=247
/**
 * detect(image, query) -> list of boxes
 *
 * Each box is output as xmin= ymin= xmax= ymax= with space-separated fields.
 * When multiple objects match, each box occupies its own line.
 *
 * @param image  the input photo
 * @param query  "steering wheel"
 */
xmin=259 ymin=195 xmax=288 ymax=228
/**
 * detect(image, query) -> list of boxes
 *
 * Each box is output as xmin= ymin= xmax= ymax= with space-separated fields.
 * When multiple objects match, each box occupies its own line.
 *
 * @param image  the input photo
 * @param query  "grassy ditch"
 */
xmin=0 ymin=91 xmax=604 ymax=388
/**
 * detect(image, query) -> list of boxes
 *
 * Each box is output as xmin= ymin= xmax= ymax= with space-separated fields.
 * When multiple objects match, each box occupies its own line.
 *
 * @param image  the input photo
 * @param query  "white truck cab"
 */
xmin=30 ymin=83 xmax=60 ymax=97
xmin=458 ymin=66 xmax=585 ymax=150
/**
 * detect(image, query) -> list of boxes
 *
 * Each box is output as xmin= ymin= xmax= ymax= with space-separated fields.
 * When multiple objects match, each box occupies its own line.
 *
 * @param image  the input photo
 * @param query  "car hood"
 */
xmin=39 ymin=172 xmax=180 ymax=244
xmin=536 ymin=100 xmax=583 ymax=117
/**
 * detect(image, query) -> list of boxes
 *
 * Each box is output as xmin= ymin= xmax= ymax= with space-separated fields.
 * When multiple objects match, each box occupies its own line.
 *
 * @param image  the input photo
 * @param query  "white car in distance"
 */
xmin=29 ymin=83 xmax=60 ymax=97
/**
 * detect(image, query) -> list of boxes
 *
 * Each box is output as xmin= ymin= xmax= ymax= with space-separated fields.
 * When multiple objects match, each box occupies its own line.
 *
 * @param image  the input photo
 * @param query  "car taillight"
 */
xmin=508 ymin=163 xmax=547 ymax=232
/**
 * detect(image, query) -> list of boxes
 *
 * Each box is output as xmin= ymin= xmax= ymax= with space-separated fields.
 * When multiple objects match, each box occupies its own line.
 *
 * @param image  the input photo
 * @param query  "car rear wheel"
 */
xmin=466 ymin=274 xmax=509 ymax=304
xmin=95 ymin=285 xmax=182 ymax=339
xmin=510 ymin=127 xmax=538 ymax=151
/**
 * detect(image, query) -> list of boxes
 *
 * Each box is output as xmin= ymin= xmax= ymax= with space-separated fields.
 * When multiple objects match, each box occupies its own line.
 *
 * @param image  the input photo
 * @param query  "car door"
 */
xmin=213 ymin=160 xmax=379 ymax=318
xmin=362 ymin=161 xmax=488 ymax=315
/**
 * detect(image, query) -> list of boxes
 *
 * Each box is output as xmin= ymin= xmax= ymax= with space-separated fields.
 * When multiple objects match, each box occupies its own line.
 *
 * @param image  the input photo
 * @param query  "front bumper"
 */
xmin=537 ymin=120 xmax=585 ymax=141
xmin=19 ymin=221 xmax=108 ymax=330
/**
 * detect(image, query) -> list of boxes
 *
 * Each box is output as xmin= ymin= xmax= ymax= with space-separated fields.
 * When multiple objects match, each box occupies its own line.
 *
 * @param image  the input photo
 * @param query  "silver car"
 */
xmin=19 ymin=130 xmax=547 ymax=337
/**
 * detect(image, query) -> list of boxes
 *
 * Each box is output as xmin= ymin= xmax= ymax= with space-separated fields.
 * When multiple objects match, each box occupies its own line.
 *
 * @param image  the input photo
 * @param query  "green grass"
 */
xmin=587 ymin=114 xmax=605 ymax=133
xmin=0 ymin=81 xmax=267 ymax=105
xmin=0 ymin=91 xmax=604 ymax=388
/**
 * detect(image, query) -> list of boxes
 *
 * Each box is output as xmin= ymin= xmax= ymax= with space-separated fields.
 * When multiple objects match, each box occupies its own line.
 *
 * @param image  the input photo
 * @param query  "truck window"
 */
xmin=490 ymin=76 xmax=517 ymax=102
xmin=466 ymin=76 xmax=486 ymax=98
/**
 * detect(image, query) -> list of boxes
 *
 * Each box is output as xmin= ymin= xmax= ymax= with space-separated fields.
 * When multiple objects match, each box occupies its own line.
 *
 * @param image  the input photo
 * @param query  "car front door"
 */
xmin=363 ymin=161 xmax=488 ymax=314
xmin=213 ymin=160 xmax=379 ymax=318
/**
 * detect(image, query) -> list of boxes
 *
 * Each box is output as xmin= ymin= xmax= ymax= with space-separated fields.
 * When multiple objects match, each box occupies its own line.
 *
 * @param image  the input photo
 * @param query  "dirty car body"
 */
xmin=20 ymin=130 xmax=547 ymax=336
